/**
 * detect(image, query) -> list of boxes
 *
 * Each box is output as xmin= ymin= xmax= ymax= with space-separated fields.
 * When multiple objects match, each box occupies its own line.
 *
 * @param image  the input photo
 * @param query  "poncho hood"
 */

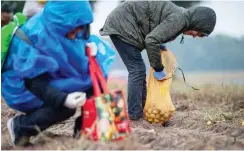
xmin=42 ymin=1 xmax=93 ymax=36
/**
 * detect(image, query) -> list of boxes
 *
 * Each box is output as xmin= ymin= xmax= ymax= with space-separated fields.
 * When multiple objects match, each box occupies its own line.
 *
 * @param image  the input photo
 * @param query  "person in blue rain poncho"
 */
xmin=1 ymin=1 xmax=115 ymax=146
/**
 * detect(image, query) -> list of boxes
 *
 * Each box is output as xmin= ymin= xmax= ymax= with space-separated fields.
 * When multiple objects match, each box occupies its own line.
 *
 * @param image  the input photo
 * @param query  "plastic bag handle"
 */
xmin=86 ymin=46 xmax=109 ymax=97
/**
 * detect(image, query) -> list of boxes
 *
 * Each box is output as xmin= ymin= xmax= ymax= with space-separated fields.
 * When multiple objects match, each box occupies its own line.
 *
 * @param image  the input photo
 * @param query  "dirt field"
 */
xmin=1 ymin=80 xmax=244 ymax=150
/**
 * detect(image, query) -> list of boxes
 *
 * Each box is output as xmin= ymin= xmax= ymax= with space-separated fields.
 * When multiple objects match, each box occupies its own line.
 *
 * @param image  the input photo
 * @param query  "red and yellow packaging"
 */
xmin=81 ymin=46 xmax=131 ymax=141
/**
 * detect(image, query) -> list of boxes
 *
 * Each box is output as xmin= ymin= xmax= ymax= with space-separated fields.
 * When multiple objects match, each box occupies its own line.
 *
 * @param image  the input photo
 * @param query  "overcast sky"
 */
xmin=90 ymin=1 xmax=244 ymax=38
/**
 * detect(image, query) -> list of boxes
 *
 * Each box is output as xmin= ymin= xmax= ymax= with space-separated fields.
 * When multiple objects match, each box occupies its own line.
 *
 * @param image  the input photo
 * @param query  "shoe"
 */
xmin=7 ymin=115 xmax=30 ymax=147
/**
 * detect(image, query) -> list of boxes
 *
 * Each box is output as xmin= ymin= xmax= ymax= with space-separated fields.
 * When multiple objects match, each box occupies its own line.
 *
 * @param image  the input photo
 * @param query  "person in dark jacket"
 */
xmin=100 ymin=1 xmax=216 ymax=120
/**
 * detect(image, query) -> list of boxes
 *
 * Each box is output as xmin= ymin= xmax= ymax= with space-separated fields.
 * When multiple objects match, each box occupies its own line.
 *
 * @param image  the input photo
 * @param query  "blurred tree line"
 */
xmin=108 ymin=34 xmax=244 ymax=72
xmin=166 ymin=35 xmax=244 ymax=71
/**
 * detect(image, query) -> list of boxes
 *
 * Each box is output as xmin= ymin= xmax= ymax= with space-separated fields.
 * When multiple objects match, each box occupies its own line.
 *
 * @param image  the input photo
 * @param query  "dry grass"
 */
xmin=1 ymin=80 xmax=244 ymax=150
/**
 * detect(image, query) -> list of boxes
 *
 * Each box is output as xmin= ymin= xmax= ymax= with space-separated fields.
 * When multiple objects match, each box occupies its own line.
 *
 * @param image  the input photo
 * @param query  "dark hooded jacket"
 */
xmin=100 ymin=1 xmax=216 ymax=72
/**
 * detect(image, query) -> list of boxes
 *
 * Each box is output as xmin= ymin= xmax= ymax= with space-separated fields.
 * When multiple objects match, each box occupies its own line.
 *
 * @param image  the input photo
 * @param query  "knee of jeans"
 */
xmin=128 ymin=70 xmax=146 ymax=82
xmin=128 ymin=63 xmax=146 ymax=73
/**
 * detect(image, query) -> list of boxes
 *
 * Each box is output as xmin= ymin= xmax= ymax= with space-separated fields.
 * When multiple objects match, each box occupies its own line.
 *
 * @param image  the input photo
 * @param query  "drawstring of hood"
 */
xmin=180 ymin=35 xmax=184 ymax=44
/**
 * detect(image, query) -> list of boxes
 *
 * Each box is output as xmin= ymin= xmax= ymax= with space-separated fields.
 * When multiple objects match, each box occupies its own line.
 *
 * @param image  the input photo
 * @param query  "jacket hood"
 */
xmin=187 ymin=6 xmax=216 ymax=36
xmin=41 ymin=1 xmax=93 ymax=36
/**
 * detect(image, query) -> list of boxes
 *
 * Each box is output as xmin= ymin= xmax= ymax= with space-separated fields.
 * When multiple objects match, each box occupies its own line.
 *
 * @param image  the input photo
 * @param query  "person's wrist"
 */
xmin=154 ymin=65 xmax=164 ymax=72
xmin=160 ymin=44 xmax=166 ymax=50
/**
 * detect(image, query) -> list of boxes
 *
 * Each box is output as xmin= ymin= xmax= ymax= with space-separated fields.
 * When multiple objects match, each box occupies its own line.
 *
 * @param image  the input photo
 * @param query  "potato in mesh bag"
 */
xmin=144 ymin=49 xmax=177 ymax=124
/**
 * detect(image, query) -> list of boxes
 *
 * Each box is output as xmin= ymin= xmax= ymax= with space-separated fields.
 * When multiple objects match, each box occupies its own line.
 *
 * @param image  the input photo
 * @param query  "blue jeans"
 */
xmin=110 ymin=35 xmax=146 ymax=119
xmin=12 ymin=87 xmax=95 ymax=140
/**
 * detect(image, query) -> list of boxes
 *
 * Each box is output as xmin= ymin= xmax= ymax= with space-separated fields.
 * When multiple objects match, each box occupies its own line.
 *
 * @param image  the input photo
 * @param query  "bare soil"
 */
xmin=1 ymin=81 xmax=244 ymax=150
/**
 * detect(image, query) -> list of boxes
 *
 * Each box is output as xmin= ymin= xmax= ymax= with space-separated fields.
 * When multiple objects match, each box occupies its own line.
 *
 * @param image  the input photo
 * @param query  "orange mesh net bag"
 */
xmin=144 ymin=48 xmax=178 ymax=124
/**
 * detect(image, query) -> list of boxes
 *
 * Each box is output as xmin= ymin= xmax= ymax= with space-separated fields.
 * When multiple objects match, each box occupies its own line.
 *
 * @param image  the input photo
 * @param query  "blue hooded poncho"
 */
xmin=1 ymin=1 xmax=115 ymax=112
